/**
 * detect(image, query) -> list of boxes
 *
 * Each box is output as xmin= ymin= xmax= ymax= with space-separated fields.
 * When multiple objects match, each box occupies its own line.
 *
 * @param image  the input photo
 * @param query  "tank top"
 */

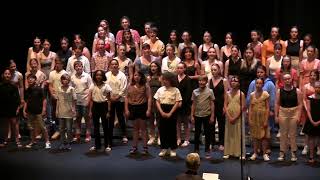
xmin=209 ymin=78 xmax=224 ymax=109
xmin=201 ymin=44 xmax=209 ymax=60
xmin=286 ymin=40 xmax=300 ymax=57
xmin=280 ymin=87 xmax=298 ymax=108
xmin=228 ymin=58 xmax=242 ymax=76
xmin=125 ymin=46 xmax=136 ymax=62
xmin=269 ymin=56 xmax=282 ymax=76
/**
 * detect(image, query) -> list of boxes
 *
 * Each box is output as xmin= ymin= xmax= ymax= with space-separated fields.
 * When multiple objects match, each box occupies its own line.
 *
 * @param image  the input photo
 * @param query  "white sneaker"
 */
xmin=278 ymin=152 xmax=285 ymax=161
xmin=302 ymin=145 xmax=308 ymax=155
xmin=122 ymin=137 xmax=128 ymax=144
xmin=223 ymin=155 xmax=230 ymax=159
xmin=170 ymin=150 xmax=177 ymax=157
xmin=177 ymin=139 xmax=181 ymax=146
xmin=45 ymin=142 xmax=51 ymax=149
xmin=181 ymin=141 xmax=190 ymax=147
xmin=317 ymin=147 xmax=320 ymax=156
xmin=147 ymin=138 xmax=155 ymax=145
xmin=157 ymin=138 xmax=161 ymax=146
xmin=291 ymin=152 xmax=297 ymax=162
xmin=158 ymin=149 xmax=167 ymax=157
xmin=276 ymin=132 xmax=281 ymax=138
xmin=250 ymin=153 xmax=258 ymax=160
xmin=105 ymin=147 xmax=112 ymax=152
xmin=263 ymin=154 xmax=270 ymax=161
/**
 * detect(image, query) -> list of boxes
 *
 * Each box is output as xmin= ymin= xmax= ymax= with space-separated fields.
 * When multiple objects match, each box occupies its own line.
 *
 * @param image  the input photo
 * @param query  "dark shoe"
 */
xmin=142 ymin=147 xmax=149 ymax=155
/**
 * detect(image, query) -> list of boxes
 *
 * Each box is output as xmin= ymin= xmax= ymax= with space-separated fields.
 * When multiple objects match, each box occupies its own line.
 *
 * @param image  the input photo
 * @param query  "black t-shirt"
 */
xmin=25 ymin=86 xmax=44 ymax=114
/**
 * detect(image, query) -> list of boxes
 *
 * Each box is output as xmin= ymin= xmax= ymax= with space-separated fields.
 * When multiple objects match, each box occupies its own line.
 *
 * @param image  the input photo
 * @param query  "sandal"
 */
xmin=308 ymin=158 xmax=315 ymax=164
xmin=16 ymin=141 xmax=23 ymax=148
xmin=129 ymin=147 xmax=138 ymax=154
xmin=142 ymin=146 xmax=148 ymax=155
xmin=25 ymin=142 xmax=36 ymax=148
xmin=89 ymin=146 xmax=97 ymax=151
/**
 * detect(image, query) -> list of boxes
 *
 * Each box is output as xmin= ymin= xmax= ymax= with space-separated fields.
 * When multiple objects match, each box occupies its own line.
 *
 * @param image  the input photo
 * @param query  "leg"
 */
xmin=288 ymin=110 xmax=298 ymax=153
xmin=194 ymin=116 xmax=202 ymax=152
xmin=115 ymin=101 xmax=127 ymax=139
xmin=279 ymin=108 xmax=289 ymax=153
xmin=59 ymin=118 xmax=66 ymax=144
xmin=132 ymin=120 xmax=139 ymax=148
xmin=176 ymin=116 xmax=182 ymax=146
xmin=92 ymin=103 xmax=101 ymax=149
xmin=203 ymin=116 xmax=211 ymax=152
xmin=65 ymin=118 xmax=73 ymax=145
xmin=83 ymin=106 xmax=91 ymax=142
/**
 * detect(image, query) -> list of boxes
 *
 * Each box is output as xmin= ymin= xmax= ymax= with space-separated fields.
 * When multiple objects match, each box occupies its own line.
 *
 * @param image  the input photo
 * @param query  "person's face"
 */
xmin=271 ymin=27 xmax=279 ymax=39
xmin=162 ymin=78 xmax=170 ymax=87
xmin=98 ymin=27 xmax=105 ymax=37
xmin=144 ymin=24 xmax=151 ymax=34
xmin=97 ymin=40 xmax=105 ymax=51
xmin=110 ymin=60 xmax=119 ymax=71
xmin=61 ymin=78 xmax=70 ymax=86
xmin=283 ymin=74 xmax=292 ymax=86
xmin=74 ymin=36 xmax=81 ymax=44
xmin=30 ymin=60 xmax=38 ymax=70
xmin=231 ymin=47 xmax=239 ymax=58
xmin=74 ymin=48 xmax=82 ymax=57
xmin=55 ymin=61 xmax=63 ymax=71
xmin=257 ymin=68 xmax=266 ymax=78
xmin=61 ymin=40 xmax=68 ymax=50
xmin=307 ymin=47 xmax=315 ymax=58
xmin=310 ymin=72 xmax=318 ymax=82
xmin=33 ymin=38 xmax=41 ymax=48
xmin=118 ymin=46 xmax=126 ymax=56
xmin=43 ymin=41 xmax=51 ymax=51
xmin=133 ymin=72 xmax=141 ymax=83
xmin=3 ymin=70 xmax=11 ymax=81
xmin=230 ymin=78 xmax=239 ymax=88
xmin=170 ymin=32 xmax=177 ymax=41
xmin=75 ymin=64 xmax=83 ymax=74
xmin=184 ymin=49 xmax=192 ymax=59
xmin=304 ymin=36 xmax=311 ymax=45
xmin=166 ymin=46 xmax=174 ymax=56
xmin=203 ymin=32 xmax=211 ymax=43
xmin=225 ymin=34 xmax=232 ymax=45
xmin=207 ymin=48 xmax=216 ymax=59
xmin=95 ymin=71 xmax=103 ymax=82
xmin=274 ymin=47 xmax=282 ymax=56
xmin=176 ymin=64 xmax=185 ymax=75
xmin=182 ymin=32 xmax=190 ymax=42
xmin=142 ymin=47 xmax=151 ymax=56
xmin=198 ymin=79 xmax=207 ymax=88
xmin=150 ymin=63 xmax=158 ymax=74
xmin=100 ymin=21 xmax=108 ymax=29
xmin=255 ymin=79 xmax=264 ymax=90
xmin=27 ymin=77 xmax=36 ymax=86
xmin=290 ymin=27 xmax=298 ymax=39
xmin=124 ymin=31 xmax=131 ymax=40
xmin=282 ymin=58 xmax=290 ymax=69
xmin=211 ymin=65 xmax=220 ymax=76
xmin=121 ymin=19 xmax=130 ymax=29
xmin=150 ymin=31 xmax=157 ymax=39
xmin=245 ymin=49 xmax=254 ymax=60
xmin=251 ymin=31 xmax=258 ymax=42
xmin=9 ymin=63 xmax=16 ymax=72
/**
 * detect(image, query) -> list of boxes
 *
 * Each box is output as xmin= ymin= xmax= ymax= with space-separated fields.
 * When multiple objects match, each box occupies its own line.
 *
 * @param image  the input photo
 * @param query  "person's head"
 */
xmin=203 ymin=31 xmax=212 ymax=43
xmin=150 ymin=27 xmax=159 ymax=40
xmin=244 ymin=47 xmax=254 ymax=61
xmin=230 ymin=76 xmax=240 ymax=89
xmin=9 ymin=59 xmax=17 ymax=73
xmin=149 ymin=61 xmax=161 ymax=76
xmin=144 ymin=22 xmax=153 ymax=35
xmin=166 ymin=44 xmax=176 ymax=57
xmin=117 ymin=44 xmax=126 ymax=57
xmin=60 ymin=73 xmax=71 ymax=86
xmin=251 ymin=30 xmax=263 ymax=42
xmin=270 ymin=26 xmax=280 ymax=40
xmin=310 ymin=69 xmax=320 ymax=83
xmin=27 ymin=74 xmax=37 ymax=86
xmin=132 ymin=69 xmax=146 ymax=86
xmin=289 ymin=26 xmax=299 ymax=39
xmin=255 ymin=78 xmax=264 ymax=91
xmin=176 ymin=62 xmax=186 ymax=75
xmin=92 ymin=70 xmax=106 ymax=84
xmin=181 ymin=31 xmax=191 ymax=42
xmin=169 ymin=30 xmax=178 ymax=43
xmin=43 ymin=39 xmax=51 ymax=51
xmin=283 ymin=73 xmax=293 ymax=87
xmin=97 ymin=39 xmax=106 ymax=52
xmin=181 ymin=47 xmax=195 ymax=61
xmin=55 ymin=57 xmax=63 ymax=71
xmin=60 ymin=37 xmax=69 ymax=50
xmin=256 ymin=65 xmax=267 ymax=79
xmin=225 ymin=32 xmax=233 ymax=45
xmin=120 ymin=16 xmax=130 ymax=30
xmin=109 ymin=59 xmax=119 ymax=72
xmin=33 ymin=36 xmax=42 ymax=49
xmin=141 ymin=43 xmax=151 ymax=56
xmin=207 ymin=47 xmax=218 ymax=60
xmin=185 ymin=153 xmax=200 ymax=171
xmin=123 ymin=29 xmax=133 ymax=42
xmin=306 ymin=45 xmax=316 ymax=59
xmin=30 ymin=58 xmax=39 ymax=71
xmin=162 ymin=72 xmax=177 ymax=87
xmin=73 ymin=34 xmax=85 ymax=46
xmin=73 ymin=43 xmax=84 ymax=57
xmin=303 ymin=34 xmax=313 ymax=47
xmin=211 ymin=63 xmax=222 ymax=77
xmin=2 ymin=69 xmax=12 ymax=82
xmin=231 ymin=45 xmax=240 ymax=58
xmin=198 ymin=75 xmax=208 ymax=89
xmin=97 ymin=26 xmax=106 ymax=38
xmin=99 ymin=19 xmax=109 ymax=31
xmin=74 ymin=60 xmax=83 ymax=74
xmin=281 ymin=55 xmax=292 ymax=71
xmin=274 ymin=43 xmax=282 ymax=56
xmin=314 ymin=81 xmax=320 ymax=95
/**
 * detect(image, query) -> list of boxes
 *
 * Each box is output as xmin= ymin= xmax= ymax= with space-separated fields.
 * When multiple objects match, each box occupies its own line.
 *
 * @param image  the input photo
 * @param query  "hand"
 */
xmin=146 ymin=110 xmax=151 ymax=118
xmin=16 ymin=108 xmax=20 ymax=115
xmin=72 ymin=109 xmax=76 ymax=117
xmin=269 ymin=111 xmax=274 ymax=117
xmin=263 ymin=121 xmax=268 ymax=128
xmin=42 ymin=110 xmax=47 ymax=117
xmin=209 ymin=116 xmax=215 ymax=124
xmin=106 ymin=112 xmax=110 ymax=118
xmin=167 ymin=112 xmax=172 ymax=118
xmin=88 ymin=111 xmax=92 ymax=119
xmin=23 ymin=111 xmax=28 ymax=118
xmin=191 ymin=116 xmax=195 ymax=124
xmin=125 ymin=110 xmax=130 ymax=119
xmin=20 ymin=100 xmax=25 ymax=106
xmin=275 ymin=116 xmax=279 ymax=124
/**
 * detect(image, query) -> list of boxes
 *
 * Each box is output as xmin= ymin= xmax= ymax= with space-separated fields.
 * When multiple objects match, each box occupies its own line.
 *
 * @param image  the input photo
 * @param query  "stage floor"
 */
xmin=0 ymin=137 xmax=319 ymax=180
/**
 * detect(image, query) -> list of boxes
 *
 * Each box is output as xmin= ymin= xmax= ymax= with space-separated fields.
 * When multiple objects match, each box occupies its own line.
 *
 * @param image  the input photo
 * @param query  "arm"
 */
xmin=118 ymin=73 xmax=128 ymax=98
xmin=264 ymin=97 xmax=270 ymax=127
xmin=109 ymin=41 xmax=116 ymax=58
xmin=248 ymin=96 xmax=253 ymax=126
xmin=128 ymin=61 xmax=134 ymax=84
xmin=261 ymin=41 xmax=267 ymax=66
xmin=220 ymin=46 xmax=224 ymax=61
xmin=224 ymin=93 xmax=232 ymax=121
xmin=209 ymin=98 xmax=215 ymax=123
xmin=305 ymin=98 xmax=317 ymax=126
xmin=18 ymin=74 xmax=25 ymax=104
xmin=156 ymin=100 xmax=165 ymax=117
xmin=193 ymin=44 xmax=198 ymax=62
xmin=135 ymin=42 xmax=140 ymax=61
xmin=146 ymin=86 xmax=152 ymax=117
xmin=124 ymin=93 xmax=130 ymax=119
xmin=296 ymin=89 xmax=303 ymax=124
xmin=51 ymin=53 xmax=56 ymax=71
xmin=274 ymin=89 xmax=280 ymax=123
xmin=266 ymin=58 xmax=270 ymax=76
xmin=214 ymin=44 xmax=221 ymax=60
xmin=198 ymin=44 xmax=203 ymax=61
xmin=92 ymin=39 xmax=97 ymax=55
xmin=168 ymin=101 xmax=181 ymax=118
xmin=191 ymin=92 xmax=195 ymax=123
xmin=42 ymin=98 xmax=47 ymax=117
xmin=224 ymin=60 xmax=229 ymax=78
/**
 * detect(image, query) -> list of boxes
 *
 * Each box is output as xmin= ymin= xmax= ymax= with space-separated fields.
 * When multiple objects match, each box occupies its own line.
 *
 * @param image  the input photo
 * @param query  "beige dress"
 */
xmin=249 ymin=91 xmax=270 ymax=139
xmin=224 ymin=91 xmax=246 ymax=157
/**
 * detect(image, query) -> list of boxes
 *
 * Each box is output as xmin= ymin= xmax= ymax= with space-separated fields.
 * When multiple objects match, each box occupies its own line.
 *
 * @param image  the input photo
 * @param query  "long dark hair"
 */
xmin=131 ymin=69 xmax=146 ymax=86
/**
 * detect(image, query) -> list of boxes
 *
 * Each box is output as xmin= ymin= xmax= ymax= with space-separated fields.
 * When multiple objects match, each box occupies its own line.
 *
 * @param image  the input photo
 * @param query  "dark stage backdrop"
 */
xmin=1 ymin=0 xmax=319 ymax=74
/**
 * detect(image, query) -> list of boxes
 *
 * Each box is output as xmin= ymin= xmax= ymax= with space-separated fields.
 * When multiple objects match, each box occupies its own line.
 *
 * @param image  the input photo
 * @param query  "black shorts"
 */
xmin=129 ymin=103 xmax=148 ymax=120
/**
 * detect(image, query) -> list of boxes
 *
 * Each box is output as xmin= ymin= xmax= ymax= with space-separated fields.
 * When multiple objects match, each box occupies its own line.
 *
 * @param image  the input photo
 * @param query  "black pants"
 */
xmin=0 ymin=117 xmax=9 ymax=144
xmin=159 ymin=104 xmax=177 ymax=150
xmin=110 ymin=101 xmax=127 ymax=137
xmin=194 ymin=115 xmax=211 ymax=152
xmin=212 ymin=106 xmax=225 ymax=146
xmin=92 ymin=102 xmax=111 ymax=148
